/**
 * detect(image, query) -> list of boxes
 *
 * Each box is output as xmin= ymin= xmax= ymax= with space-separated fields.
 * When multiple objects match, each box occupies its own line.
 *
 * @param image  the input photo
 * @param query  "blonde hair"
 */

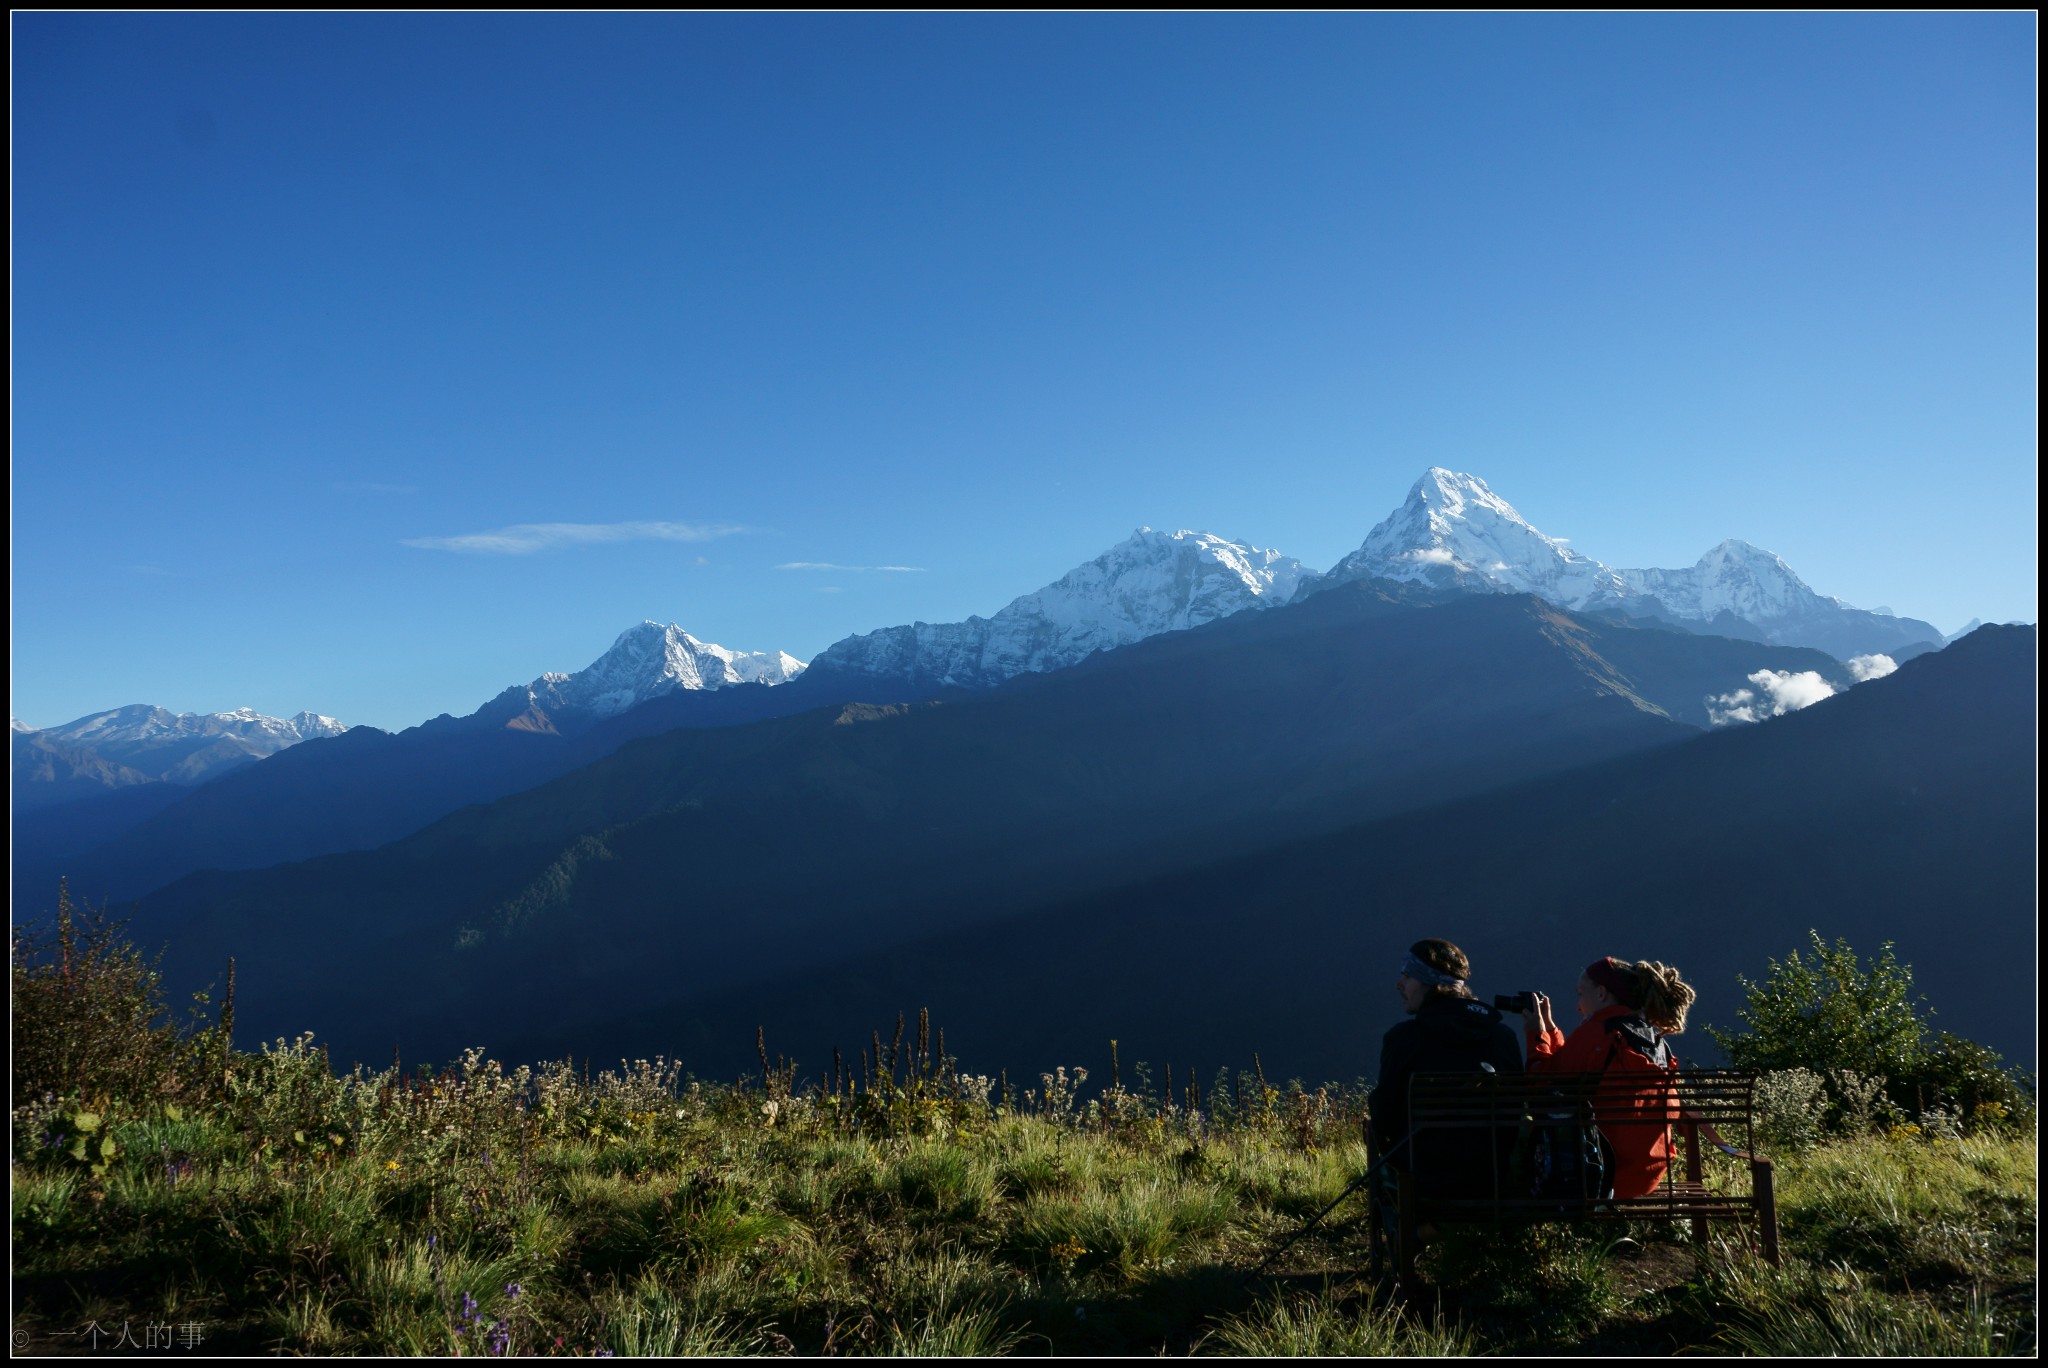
xmin=1624 ymin=960 xmax=1695 ymax=1035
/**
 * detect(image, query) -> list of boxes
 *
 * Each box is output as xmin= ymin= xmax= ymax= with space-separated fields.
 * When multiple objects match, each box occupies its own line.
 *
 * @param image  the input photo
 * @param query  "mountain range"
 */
xmin=1322 ymin=469 xmax=1944 ymax=660
xmin=16 ymin=469 xmax=1953 ymax=906
xmin=804 ymin=527 xmax=1310 ymax=691
xmin=648 ymin=622 xmax=2033 ymax=1087
xmin=11 ymin=706 xmax=347 ymax=811
xmin=15 ymin=469 xmax=2022 ymax=1078
xmin=128 ymin=579 xmax=1919 ymax=1072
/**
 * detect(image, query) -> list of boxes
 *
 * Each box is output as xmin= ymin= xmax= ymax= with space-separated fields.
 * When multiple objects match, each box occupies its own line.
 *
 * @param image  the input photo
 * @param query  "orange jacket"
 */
xmin=1527 ymin=1004 xmax=1679 ymax=1199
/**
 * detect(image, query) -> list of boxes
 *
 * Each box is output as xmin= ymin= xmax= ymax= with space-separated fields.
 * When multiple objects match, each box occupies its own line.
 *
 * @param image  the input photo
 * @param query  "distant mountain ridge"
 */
xmin=17 ymin=467 xmax=1982 ymax=913
xmin=11 ymin=705 xmax=347 ymax=811
xmin=652 ymin=623 xmax=2035 ymax=1084
xmin=805 ymin=528 xmax=1310 ymax=691
xmin=128 ymin=580 xmax=1888 ymax=1068
xmin=474 ymin=622 xmax=807 ymax=735
xmin=1322 ymin=469 xmax=1945 ymax=660
xmin=14 ymin=624 xmax=831 ymax=906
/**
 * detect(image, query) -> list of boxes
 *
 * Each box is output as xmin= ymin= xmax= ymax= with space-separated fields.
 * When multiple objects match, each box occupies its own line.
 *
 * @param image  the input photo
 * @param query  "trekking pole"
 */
xmin=1241 ymin=1133 xmax=1410 ymax=1284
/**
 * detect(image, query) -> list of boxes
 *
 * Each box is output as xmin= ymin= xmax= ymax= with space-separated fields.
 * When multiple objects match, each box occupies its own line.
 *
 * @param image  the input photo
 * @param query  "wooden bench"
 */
xmin=1374 ymin=1068 xmax=1780 ymax=1281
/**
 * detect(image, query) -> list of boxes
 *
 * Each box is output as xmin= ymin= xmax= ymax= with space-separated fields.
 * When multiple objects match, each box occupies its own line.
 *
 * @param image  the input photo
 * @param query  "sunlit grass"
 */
xmin=12 ymin=1047 xmax=2035 ymax=1356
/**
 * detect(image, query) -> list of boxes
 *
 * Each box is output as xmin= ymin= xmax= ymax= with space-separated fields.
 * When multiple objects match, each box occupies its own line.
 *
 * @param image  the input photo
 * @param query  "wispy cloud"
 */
xmin=333 ymin=480 xmax=417 ymax=495
xmin=403 ymin=521 xmax=747 ymax=555
xmin=776 ymin=562 xmax=927 ymax=573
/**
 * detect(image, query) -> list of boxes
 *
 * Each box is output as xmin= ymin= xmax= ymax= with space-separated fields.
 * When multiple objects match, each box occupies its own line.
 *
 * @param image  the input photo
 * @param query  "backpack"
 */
xmin=1523 ymin=1013 xmax=1672 ymax=1203
xmin=1527 ymin=1102 xmax=1614 ymax=1202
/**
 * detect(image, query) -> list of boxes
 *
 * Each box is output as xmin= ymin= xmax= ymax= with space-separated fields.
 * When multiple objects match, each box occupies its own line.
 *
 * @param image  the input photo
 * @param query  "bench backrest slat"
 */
xmin=1406 ymin=1069 xmax=1757 ymax=1135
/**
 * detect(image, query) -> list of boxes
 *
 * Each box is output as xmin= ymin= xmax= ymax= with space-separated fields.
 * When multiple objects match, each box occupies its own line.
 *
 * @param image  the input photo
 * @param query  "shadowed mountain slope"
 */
xmin=132 ymin=581 xmax=1884 ymax=1068
xmin=16 ymin=679 xmax=854 ymax=909
xmin=633 ymin=625 xmax=2034 ymax=1085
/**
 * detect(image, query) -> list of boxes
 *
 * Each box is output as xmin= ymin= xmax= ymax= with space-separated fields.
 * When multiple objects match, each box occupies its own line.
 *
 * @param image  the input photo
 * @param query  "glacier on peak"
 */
xmin=807 ymin=526 xmax=1312 ymax=689
xmin=1325 ymin=468 xmax=1943 ymax=660
xmin=505 ymin=621 xmax=807 ymax=720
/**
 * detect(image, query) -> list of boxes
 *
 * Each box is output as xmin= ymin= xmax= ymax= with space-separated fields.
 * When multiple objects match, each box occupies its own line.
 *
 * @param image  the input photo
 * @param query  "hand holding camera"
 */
xmin=1497 ymin=990 xmax=1554 ymax=1036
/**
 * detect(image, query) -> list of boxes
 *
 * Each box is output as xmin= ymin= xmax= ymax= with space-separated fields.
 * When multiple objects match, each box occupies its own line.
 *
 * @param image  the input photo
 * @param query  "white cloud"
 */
xmin=1707 ymin=668 xmax=1838 ymax=726
xmin=403 ymin=521 xmax=745 ymax=555
xmin=1706 ymin=687 xmax=1762 ymax=726
xmin=776 ymin=562 xmax=927 ymax=573
xmin=1410 ymin=548 xmax=1456 ymax=566
xmin=1847 ymin=653 xmax=1898 ymax=682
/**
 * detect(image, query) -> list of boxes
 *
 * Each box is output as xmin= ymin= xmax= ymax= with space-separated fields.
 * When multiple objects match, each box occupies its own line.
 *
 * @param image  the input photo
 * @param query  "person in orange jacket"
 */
xmin=1521 ymin=957 xmax=1697 ymax=1199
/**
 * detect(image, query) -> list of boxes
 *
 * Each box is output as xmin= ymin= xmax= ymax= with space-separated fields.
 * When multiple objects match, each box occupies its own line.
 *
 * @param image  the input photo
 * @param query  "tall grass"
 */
xmin=1709 ymin=1262 xmax=2032 ymax=1357
xmin=1208 ymin=1284 xmax=1476 ymax=1356
xmin=10 ymin=1026 xmax=2035 ymax=1357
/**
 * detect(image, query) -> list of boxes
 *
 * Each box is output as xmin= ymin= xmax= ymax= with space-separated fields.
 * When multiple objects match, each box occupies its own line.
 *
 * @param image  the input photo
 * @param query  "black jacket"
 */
xmin=1370 ymin=994 xmax=1524 ymax=1170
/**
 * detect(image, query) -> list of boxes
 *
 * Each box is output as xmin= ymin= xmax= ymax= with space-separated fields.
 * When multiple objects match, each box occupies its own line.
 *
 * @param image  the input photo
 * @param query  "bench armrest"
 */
xmin=1682 ymin=1112 xmax=1762 ymax=1163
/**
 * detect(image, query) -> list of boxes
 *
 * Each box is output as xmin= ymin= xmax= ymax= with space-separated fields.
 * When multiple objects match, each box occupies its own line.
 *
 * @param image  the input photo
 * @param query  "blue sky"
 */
xmin=13 ymin=13 xmax=2036 ymax=732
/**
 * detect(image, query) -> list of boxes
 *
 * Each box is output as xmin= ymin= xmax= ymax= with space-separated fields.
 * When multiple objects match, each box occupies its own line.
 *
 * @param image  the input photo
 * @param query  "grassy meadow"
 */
xmin=11 ymin=1019 xmax=2036 ymax=1357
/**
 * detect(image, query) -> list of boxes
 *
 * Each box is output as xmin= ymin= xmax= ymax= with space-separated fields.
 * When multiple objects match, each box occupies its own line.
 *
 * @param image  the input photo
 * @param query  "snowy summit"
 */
xmin=808 ymin=527 xmax=1312 ymax=690
xmin=500 ymin=621 xmax=807 ymax=722
xmin=1326 ymin=469 xmax=1944 ymax=660
xmin=18 ymin=704 xmax=349 ymax=786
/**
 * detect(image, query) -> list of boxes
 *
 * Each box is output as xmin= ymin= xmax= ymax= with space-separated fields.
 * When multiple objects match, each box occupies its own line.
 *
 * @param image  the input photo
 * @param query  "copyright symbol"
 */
xmin=11 ymin=1329 xmax=30 ymax=1349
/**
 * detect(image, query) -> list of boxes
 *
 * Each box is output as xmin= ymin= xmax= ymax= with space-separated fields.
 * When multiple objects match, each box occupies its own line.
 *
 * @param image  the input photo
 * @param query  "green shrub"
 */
xmin=1896 ymin=1034 xmax=2036 ymax=1131
xmin=1753 ymin=1068 xmax=1827 ymax=1149
xmin=1710 ymin=933 xmax=2029 ymax=1132
xmin=10 ymin=885 xmax=201 ymax=1110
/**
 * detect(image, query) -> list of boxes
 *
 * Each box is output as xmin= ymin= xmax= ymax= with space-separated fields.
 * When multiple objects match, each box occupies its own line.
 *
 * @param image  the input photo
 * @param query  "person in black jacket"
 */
xmin=1369 ymin=938 xmax=1524 ymax=1209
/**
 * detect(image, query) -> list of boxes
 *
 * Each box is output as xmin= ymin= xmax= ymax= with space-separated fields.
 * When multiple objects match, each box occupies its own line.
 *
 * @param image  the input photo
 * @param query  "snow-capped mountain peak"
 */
xmin=38 ymin=703 xmax=350 ymax=751
xmin=17 ymin=703 xmax=353 ymax=788
xmin=1616 ymin=539 xmax=1827 ymax=625
xmin=1332 ymin=467 xmax=1630 ymax=605
xmin=1326 ymin=468 xmax=1944 ymax=661
xmin=806 ymin=526 xmax=1312 ymax=689
xmin=515 ymin=621 xmax=807 ymax=719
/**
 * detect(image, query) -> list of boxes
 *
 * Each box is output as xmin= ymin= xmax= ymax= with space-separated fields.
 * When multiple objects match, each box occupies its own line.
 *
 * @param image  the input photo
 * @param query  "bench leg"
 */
xmin=1368 ymin=1186 xmax=1385 ymax=1277
xmin=1753 ymin=1160 xmax=1781 ymax=1266
xmin=1395 ymin=1169 xmax=1420 ymax=1291
xmin=1685 ymin=1125 xmax=1709 ymax=1248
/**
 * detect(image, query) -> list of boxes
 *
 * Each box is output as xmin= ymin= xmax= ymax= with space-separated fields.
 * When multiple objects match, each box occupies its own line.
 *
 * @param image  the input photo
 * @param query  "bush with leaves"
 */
xmin=9 ymin=883 xmax=224 ymax=1112
xmin=1711 ymin=931 xmax=2028 ymax=1133
xmin=1894 ymin=1032 xmax=2035 ymax=1131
